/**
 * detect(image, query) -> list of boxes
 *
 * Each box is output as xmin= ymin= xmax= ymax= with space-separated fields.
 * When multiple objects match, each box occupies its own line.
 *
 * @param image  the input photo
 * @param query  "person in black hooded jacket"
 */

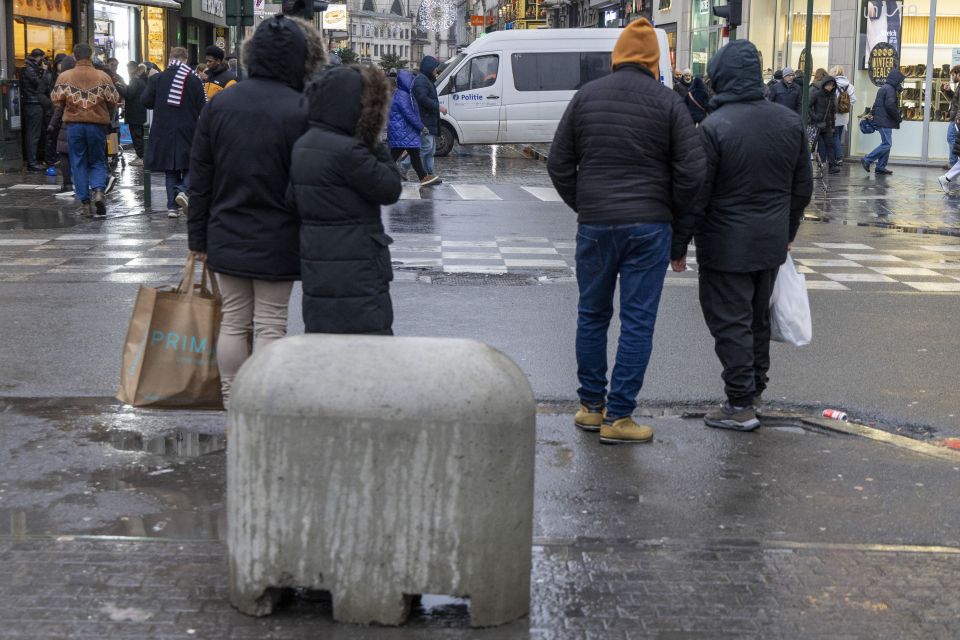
xmin=291 ymin=65 xmax=402 ymax=335
xmin=862 ymin=68 xmax=904 ymax=175
xmin=808 ymin=74 xmax=840 ymax=173
xmin=671 ymin=40 xmax=813 ymax=432
xmin=187 ymin=14 xmax=326 ymax=405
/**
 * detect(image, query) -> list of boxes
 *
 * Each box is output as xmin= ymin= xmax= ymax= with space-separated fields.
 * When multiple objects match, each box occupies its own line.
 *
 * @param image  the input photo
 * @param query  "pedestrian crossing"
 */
xmin=397 ymin=183 xmax=557 ymax=202
xmin=0 ymin=231 xmax=959 ymax=294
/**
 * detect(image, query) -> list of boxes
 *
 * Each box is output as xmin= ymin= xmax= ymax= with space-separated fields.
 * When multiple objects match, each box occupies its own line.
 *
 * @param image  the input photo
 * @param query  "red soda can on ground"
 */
xmin=822 ymin=409 xmax=848 ymax=422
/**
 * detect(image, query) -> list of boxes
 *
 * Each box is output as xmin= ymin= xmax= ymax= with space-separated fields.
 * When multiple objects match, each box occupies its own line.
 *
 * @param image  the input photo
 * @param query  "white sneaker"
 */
xmin=175 ymin=192 xmax=189 ymax=214
xmin=939 ymin=175 xmax=955 ymax=195
xmin=167 ymin=209 xmax=181 ymax=218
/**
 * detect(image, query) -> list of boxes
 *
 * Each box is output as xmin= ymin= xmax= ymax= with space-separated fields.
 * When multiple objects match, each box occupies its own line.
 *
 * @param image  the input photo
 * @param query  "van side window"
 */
xmin=511 ymin=52 xmax=613 ymax=91
xmin=454 ymin=55 xmax=500 ymax=92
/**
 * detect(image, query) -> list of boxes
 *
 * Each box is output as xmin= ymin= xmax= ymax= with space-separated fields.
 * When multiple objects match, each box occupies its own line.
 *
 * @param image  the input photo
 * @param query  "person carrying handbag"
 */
xmin=686 ymin=76 xmax=710 ymax=125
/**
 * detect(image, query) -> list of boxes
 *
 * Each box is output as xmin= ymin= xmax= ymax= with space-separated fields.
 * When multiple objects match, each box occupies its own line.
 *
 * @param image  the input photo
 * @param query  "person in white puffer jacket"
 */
xmin=830 ymin=66 xmax=856 ymax=166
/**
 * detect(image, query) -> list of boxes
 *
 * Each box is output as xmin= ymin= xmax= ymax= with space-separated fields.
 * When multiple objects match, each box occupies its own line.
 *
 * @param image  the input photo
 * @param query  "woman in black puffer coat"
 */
xmin=808 ymin=74 xmax=839 ymax=173
xmin=290 ymin=64 xmax=402 ymax=335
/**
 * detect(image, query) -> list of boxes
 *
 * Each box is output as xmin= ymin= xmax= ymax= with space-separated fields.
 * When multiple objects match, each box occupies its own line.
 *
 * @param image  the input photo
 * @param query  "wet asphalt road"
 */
xmin=0 ymin=150 xmax=958 ymax=435
xmin=3 ymin=149 xmax=960 ymax=637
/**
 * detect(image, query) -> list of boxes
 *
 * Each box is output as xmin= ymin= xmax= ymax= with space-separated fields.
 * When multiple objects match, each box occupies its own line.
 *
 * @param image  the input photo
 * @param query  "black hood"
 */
xmin=308 ymin=65 xmax=363 ymax=135
xmin=886 ymin=68 xmax=905 ymax=90
xmin=817 ymin=74 xmax=837 ymax=92
xmin=245 ymin=15 xmax=307 ymax=90
xmin=706 ymin=40 xmax=766 ymax=109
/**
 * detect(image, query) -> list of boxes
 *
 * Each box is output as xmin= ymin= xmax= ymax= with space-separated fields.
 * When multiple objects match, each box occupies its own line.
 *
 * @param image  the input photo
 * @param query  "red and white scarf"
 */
xmin=167 ymin=60 xmax=206 ymax=107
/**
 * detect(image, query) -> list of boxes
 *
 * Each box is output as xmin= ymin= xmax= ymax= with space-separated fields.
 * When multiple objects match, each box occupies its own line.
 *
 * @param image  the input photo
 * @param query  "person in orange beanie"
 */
xmin=547 ymin=18 xmax=706 ymax=446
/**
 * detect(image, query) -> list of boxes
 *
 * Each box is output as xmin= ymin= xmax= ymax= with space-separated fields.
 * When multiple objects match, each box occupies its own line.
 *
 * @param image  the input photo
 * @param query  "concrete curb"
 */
xmin=801 ymin=416 xmax=960 ymax=462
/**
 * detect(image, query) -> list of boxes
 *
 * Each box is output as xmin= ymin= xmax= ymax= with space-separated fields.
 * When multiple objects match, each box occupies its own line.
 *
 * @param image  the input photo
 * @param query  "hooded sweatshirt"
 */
xmin=671 ymin=40 xmax=813 ymax=272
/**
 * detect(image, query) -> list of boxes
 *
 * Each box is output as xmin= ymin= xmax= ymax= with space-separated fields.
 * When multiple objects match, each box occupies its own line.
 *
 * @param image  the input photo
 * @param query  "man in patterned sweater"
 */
xmin=50 ymin=43 xmax=120 ymax=218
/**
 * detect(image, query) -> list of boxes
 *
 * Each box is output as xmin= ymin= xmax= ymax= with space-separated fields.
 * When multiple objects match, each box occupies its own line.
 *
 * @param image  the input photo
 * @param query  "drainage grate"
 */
xmin=427 ymin=272 xmax=539 ymax=286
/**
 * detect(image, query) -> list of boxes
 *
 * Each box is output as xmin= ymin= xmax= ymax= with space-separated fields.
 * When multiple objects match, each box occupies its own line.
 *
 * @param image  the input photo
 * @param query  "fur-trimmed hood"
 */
xmin=242 ymin=15 xmax=326 ymax=91
xmin=307 ymin=64 xmax=390 ymax=148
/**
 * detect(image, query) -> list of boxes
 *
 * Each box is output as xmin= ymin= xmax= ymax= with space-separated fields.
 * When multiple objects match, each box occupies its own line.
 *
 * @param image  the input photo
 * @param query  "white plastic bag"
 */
xmin=769 ymin=253 xmax=812 ymax=346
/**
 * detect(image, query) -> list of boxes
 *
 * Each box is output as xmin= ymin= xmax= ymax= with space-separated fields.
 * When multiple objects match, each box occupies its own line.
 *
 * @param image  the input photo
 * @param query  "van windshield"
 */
xmin=436 ymin=54 xmax=465 ymax=88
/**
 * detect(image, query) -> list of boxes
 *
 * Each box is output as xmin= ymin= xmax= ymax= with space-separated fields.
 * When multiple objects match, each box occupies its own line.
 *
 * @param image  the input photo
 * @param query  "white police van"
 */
xmin=434 ymin=28 xmax=674 ymax=156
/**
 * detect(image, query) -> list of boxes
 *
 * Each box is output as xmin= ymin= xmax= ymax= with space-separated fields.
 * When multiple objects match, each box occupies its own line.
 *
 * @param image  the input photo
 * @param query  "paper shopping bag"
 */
xmin=117 ymin=255 xmax=224 ymax=408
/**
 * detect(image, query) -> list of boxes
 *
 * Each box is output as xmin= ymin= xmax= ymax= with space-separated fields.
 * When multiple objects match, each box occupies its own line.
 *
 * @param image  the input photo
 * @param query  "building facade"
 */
xmin=662 ymin=0 xmax=955 ymax=163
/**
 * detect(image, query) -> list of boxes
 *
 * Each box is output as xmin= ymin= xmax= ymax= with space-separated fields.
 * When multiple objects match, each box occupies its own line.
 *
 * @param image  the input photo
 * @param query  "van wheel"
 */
xmin=436 ymin=124 xmax=456 ymax=157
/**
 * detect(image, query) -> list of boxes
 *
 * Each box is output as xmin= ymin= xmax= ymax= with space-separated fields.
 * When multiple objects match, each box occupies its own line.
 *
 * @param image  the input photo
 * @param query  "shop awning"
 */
xmin=100 ymin=0 xmax=183 ymax=10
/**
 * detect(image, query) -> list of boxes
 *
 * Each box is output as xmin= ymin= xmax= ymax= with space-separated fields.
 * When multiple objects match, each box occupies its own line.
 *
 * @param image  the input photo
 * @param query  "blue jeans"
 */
xmin=948 ymin=122 xmax=958 ymax=166
xmin=67 ymin=123 xmax=107 ymax=203
xmin=575 ymin=223 xmax=671 ymax=420
xmin=400 ymin=133 xmax=435 ymax=175
xmin=864 ymin=127 xmax=893 ymax=171
xmin=165 ymin=170 xmax=189 ymax=210
xmin=832 ymin=124 xmax=845 ymax=162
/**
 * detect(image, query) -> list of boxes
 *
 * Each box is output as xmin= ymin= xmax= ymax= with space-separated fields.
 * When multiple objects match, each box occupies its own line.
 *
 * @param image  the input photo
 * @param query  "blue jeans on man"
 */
xmin=948 ymin=122 xmax=958 ymax=166
xmin=165 ymin=170 xmax=189 ymax=210
xmin=67 ymin=123 xmax=107 ymax=203
xmin=400 ymin=133 xmax=435 ymax=176
xmin=864 ymin=127 xmax=893 ymax=171
xmin=575 ymin=223 xmax=671 ymax=420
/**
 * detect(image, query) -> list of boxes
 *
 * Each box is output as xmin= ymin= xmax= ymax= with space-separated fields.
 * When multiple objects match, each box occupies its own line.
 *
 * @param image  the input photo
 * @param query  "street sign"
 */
xmin=470 ymin=15 xmax=484 ymax=26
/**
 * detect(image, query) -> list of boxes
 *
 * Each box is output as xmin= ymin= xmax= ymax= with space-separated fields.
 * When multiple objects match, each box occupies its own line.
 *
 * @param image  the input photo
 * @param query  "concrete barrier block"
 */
xmin=227 ymin=334 xmax=535 ymax=627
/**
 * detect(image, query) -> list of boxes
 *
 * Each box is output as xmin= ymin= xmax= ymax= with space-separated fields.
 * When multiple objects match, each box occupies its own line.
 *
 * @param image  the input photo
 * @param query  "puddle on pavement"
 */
xmin=0 ymin=399 xmax=227 ymax=540
xmin=0 ymin=206 xmax=81 ymax=230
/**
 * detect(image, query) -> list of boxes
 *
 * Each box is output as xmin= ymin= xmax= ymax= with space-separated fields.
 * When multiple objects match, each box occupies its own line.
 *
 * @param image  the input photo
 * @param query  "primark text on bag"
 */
xmin=116 ymin=254 xmax=223 ymax=408
xmin=769 ymin=253 xmax=812 ymax=347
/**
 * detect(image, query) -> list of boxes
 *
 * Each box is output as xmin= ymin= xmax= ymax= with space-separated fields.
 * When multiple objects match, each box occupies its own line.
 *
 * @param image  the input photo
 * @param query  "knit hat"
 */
xmin=782 ymin=66 xmax=795 ymax=77
xmin=612 ymin=18 xmax=660 ymax=77
xmin=205 ymin=45 xmax=225 ymax=61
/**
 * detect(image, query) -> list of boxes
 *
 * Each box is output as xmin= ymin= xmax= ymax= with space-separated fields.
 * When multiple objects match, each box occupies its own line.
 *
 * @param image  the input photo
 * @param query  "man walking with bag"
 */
xmin=671 ymin=40 xmax=812 ymax=431
xmin=861 ymin=67 xmax=904 ymax=175
xmin=548 ymin=18 xmax=705 ymax=445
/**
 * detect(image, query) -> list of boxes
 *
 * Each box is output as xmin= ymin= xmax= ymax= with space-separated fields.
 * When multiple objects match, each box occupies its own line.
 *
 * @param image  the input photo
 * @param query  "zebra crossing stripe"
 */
xmin=521 ymin=186 xmax=563 ymax=202
xmin=399 ymin=184 xmax=422 ymax=200
xmin=451 ymin=185 xmax=501 ymax=201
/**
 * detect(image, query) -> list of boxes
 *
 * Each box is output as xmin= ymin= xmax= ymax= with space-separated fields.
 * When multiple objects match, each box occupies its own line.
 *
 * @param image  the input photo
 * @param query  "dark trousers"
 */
xmin=698 ymin=267 xmax=779 ymax=407
xmin=23 ymin=103 xmax=43 ymax=165
xmin=390 ymin=147 xmax=426 ymax=180
xmin=575 ymin=222 xmax=672 ymax=420
xmin=59 ymin=152 xmax=72 ymax=187
xmin=816 ymin=128 xmax=836 ymax=165
xmin=129 ymin=124 xmax=144 ymax=158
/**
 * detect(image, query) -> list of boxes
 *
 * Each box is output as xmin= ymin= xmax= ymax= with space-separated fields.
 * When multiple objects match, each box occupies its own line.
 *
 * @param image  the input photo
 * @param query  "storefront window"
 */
xmin=850 ymin=0 xmax=942 ymax=161
xmin=12 ymin=0 xmax=73 ymax=64
xmin=689 ymin=0 xmax=719 ymax=77
xmin=926 ymin=0 xmax=960 ymax=161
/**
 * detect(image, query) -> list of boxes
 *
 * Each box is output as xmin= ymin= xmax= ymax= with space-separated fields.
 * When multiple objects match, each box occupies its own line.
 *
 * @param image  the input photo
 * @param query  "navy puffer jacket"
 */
xmin=871 ymin=68 xmax=904 ymax=130
xmin=387 ymin=70 xmax=423 ymax=149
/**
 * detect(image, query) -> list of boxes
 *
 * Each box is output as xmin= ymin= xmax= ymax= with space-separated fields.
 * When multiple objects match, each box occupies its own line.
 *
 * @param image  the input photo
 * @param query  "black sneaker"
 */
xmin=92 ymin=189 xmax=106 ymax=218
xmin=876 ymin=168 xmax=893 ymax=175
xmin=704 ymin=402 xmax=760 ymax=432
xmin=860 ymin=158 xmax=871 ymax=173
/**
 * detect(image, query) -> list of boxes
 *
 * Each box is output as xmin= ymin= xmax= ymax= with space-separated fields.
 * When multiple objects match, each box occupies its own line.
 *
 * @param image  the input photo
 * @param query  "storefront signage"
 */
xmin=146 ymin=7 xmax=166 ymax=67
xmin=13 ymin=0 xmax=71 ymax=24
xmin=862 ymin=0 xmax=902 ymax=69
xmin=322 ymin=4 xmax=347 ymax=29
xmin=202 ymin=0 xmax=225 ymax=18
xmin=868 ymin=42 xmax=897 ymax=87
xmin=470 ymin=15 xmax=484 ymax=25
xmin=699 ymin=0 xmax=709 ymax=13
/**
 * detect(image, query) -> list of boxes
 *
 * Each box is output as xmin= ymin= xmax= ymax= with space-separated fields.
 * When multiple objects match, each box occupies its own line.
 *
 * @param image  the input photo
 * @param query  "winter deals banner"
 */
xmin=862 ymin=0 xmax=902 ymax=69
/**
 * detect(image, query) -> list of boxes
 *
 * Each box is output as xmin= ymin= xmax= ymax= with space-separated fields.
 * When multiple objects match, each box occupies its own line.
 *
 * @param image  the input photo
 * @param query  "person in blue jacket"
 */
xmin=387 ymin=69 xmax=440 ymax=187
xmin=400 ymin=56 xmax=445 ymax=180
xmin=861 ymin=68 xmax=904 ymax=175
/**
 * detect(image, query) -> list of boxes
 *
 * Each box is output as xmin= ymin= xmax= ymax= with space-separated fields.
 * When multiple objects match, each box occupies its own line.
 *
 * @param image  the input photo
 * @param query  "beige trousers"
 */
xmin=217 ymin=274 xmax=294 ymax=405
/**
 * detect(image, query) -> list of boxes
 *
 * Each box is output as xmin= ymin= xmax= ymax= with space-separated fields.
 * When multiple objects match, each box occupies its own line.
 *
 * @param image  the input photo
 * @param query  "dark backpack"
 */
xmin=837 ymin=87 xmax=851 ymax=114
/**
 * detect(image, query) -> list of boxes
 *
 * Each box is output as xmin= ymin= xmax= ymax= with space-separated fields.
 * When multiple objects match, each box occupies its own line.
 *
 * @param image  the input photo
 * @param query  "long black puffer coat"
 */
xmin=188 ymin=15 xmax=327 ymax=280
xmin=290 ymin=65 xmax=402 ymax=335
xmin=672 ymin=40 xmax=813 ymax=272
xmin=547 ymin=64 xmax=705 ymax=225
